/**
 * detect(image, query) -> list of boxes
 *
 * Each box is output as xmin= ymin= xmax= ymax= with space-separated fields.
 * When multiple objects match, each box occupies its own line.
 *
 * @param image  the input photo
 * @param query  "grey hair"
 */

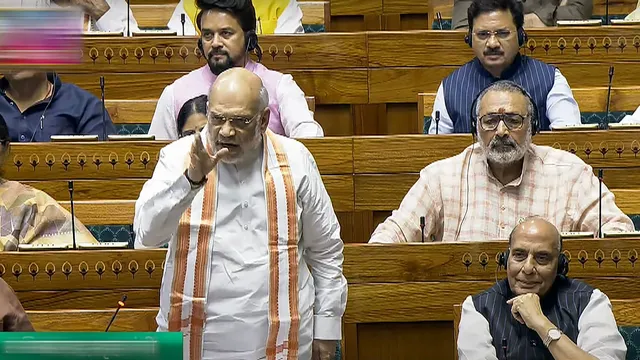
xmin=473 ymin=80 xmax=536 ymax=135
xmin=508 ymin=215 xmax=563 ymax=253
xmin=258 ymin=85 xmax=269 ymax=112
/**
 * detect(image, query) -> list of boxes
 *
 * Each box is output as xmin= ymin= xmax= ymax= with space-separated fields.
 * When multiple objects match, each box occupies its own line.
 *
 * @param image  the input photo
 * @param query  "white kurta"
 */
xmin=134 ymin=130 xmax=347 ymax=360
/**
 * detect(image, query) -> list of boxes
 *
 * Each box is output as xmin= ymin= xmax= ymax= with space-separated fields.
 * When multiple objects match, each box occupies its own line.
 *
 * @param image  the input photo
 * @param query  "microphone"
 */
xmin=605 ymin=0 xmax=610 ymax=25
xmin=502 ymin=338 xmax=508 ymax=359
xmin=126 ymin=0 xmax=131 ymax=36
xmin=68 ymin=181 xmax=77 ymax=250
xmin=181 ymin=14 xmax=186 ymax=36
xmin=435 ymin=110 xmax=440 ymax=135
xmin=419 ymin=216 xmax=426 ymax=243
xmin=598 ymin=169 xmax=603 ymax=238
xmin=100 ymin=76 xmax=107 ymax=141
xmin=105 ymin=295 xmax=128 ymax=332
xmin=603 ymin=65 xmax=614 ymax=130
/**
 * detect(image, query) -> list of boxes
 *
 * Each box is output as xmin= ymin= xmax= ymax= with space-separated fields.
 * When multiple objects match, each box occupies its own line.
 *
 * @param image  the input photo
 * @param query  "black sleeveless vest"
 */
xmin=472 ymin=277 xmax=594 ymax=359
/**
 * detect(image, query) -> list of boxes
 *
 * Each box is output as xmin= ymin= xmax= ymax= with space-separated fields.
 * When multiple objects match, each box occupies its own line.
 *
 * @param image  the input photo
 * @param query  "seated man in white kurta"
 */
xmin=133 ymin=67 xmax=347 ymax=360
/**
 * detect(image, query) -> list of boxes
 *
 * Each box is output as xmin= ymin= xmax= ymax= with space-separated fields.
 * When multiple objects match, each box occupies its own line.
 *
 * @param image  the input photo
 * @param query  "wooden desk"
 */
xmin=7 ymin=239 xmax=640 ymax=359
xmin=5 ymin=130 xmax=640 ymax=243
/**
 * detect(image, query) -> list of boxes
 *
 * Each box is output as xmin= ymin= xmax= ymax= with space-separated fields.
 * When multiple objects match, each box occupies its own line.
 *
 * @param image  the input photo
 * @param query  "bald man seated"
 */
xmin=458 ymin=217 xmax=626 ymax=360
xmin=0 ymin=277 xmax=34 ymax=332
xmin=134 ymin=68 xmax=347 ymax=360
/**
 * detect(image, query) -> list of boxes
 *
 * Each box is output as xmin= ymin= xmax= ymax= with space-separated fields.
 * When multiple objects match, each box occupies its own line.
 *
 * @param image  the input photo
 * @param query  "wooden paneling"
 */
xmin=131 ymin=4 xmax=175 ymax=29
xmin=383 ymin=0 xmax=430 ymax=14
xmin=26 ymin=180 xmax=146 ymax=200
xmin=353 ymin=131 xmax=640 ymax=173
xmin=419 ymin=86 xmax=640 ymax=123
xmin=62 ymin=70 xmax=368 ymax=104
xmin=18 ymin=289 xmax=159 ymax=310
xmin=331 ymin=0 xmax=383 ymax=15
xmin=77 ymin=34 xmax=367 ymax=72
xmin=27 ymin=309 xmax=158 ymax=332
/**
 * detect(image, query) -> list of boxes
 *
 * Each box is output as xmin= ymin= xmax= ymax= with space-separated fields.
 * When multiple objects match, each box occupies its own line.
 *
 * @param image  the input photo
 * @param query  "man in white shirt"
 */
xmin=134 ymin=68 xmax=346 ymax=360
xmin=4 ymin=0 xmax=139 ymax=34
xmin=167 ymin=0 xmax=304 ymax=36
xmin=458 ymin=217 xmax=626 ymax=360
xmin=149 ymin=0 xmax=322 ymax=140
xmin=429 ymin=0 xmax=581 ymax=134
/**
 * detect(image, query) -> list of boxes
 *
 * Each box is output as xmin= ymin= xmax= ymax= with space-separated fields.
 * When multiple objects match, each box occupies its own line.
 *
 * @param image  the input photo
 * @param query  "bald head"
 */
xmin=506 ymin=217 xmax=563 ymax=296
xmin=209 ymin=68 xmax=269 ymax=114
xmin=509 ymin=217 xmax=562 ymax=253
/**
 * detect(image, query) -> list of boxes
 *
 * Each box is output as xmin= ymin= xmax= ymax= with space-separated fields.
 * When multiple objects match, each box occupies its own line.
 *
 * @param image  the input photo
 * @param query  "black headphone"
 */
xmin=469 ymin=81 xmax=539 ymax=137
xmin=196 ymin=10 xmax=261 ymax=61
xmin=497 ymin=248 xmax=569 ymax=276
xmin=465 ymin=27 xmax=528 ymax=48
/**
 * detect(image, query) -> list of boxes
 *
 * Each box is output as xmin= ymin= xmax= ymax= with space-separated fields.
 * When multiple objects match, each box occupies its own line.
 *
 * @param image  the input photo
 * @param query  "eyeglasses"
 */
xmin=208 ymin=112 xmax=260 ymax=129
xmin=479 ymin=113 xmax=527 ymax=131
xmin=473 ymin=29 xmax=513 ymax=41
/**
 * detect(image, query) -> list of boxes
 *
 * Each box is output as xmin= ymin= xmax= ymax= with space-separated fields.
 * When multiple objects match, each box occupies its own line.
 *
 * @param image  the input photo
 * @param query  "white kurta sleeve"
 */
xmin=429 ymin=82 xmax=454 ymax=134
xmin=133 ymin=139 xmax=200 ymax=248
xmin=167 ymin=0 xmax=197 ymax=35
xmin=299 ymin=146 xmax=347 ymax=340
xmin=94 ymin=0 xmax=140 ymax=34
xmin=276 ymin=75 xmax=324 ymax=138
xmin=275 ymin=0 xmax=304 ymax=33
xmin=577 ymin=289 xmax=627 ymax=360
xmin=458 ymin=296 xmax=499 ymax=360
xmin=547 ymin=69 xmax=582 ymax=129
xmin=148 ymin=85 xmax=179 ymax=140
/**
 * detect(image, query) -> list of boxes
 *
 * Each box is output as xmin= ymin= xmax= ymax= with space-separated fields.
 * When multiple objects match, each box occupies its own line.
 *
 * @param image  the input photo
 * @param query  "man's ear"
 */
xmin=260 ymin=108 xmax=270 ymax=133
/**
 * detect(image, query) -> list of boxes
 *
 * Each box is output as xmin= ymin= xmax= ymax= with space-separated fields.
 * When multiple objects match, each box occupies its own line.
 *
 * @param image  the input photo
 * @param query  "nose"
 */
xmin=486 ymin=35 xmax=501 ymax=49
xmin=495 ymin=120 xmax=510 ymax=137
xmin=521 ymin=255 xmax=536 ymax=275
xmin=218 ymin=121 xmax=235 ymax=138
xmin=211 ymin=33 xmax=224 ymax=48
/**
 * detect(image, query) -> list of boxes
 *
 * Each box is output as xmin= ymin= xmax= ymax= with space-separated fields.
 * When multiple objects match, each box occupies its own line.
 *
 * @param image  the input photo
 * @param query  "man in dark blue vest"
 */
xmin=429 ymin=0 xmax=581 ymax=134
xmin=457 ymin=217 xmax=626 ymax=359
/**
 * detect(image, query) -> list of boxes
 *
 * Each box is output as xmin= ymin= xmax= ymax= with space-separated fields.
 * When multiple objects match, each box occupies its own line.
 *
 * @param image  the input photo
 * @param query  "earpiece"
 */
xmin=497 ymin=249 xmax=569 ymax=276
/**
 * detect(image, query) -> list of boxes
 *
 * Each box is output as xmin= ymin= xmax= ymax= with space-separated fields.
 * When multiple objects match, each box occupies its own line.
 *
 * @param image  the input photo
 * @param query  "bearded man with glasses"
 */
xmin=428 ymin=0 xmax=582 ymax=134
xmin=370 ymin=80 xmax=633 ymax=243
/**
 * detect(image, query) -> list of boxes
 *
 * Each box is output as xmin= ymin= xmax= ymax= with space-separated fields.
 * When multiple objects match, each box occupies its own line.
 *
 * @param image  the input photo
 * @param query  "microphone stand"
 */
xmin=598 ymin=169 xmax=603 ymax=238
xmin=420 ymin=216 xmax=426 ymax=243
xmin=68 ymin=181 xmax=77 ymax=250
xmin=181 ymin=14 xmax=186 ymax=36
xmin=435 ymin=111 xmax=440 ymax=135
xmin=604 ymin=66 xmax=614 ymax=130
xmin=105 ymin=295 xmax=128 ymax=332
xmin=100 ymin=76 xmax=106 ymax=141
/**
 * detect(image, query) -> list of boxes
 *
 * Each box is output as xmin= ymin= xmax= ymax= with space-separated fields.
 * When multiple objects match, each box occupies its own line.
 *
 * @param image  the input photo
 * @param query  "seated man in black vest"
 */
xmin=429 ymin=0 xmax=581 ymax=134
xmin=457 ymin=217 xmax=626 ymax=360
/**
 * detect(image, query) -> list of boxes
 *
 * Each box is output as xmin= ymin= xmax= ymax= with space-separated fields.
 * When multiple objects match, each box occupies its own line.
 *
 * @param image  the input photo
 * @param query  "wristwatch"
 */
xmin=543 ymin=328 xmax=563 ymax=347
xmin=184 ymin=169 xmax=207 ymax=189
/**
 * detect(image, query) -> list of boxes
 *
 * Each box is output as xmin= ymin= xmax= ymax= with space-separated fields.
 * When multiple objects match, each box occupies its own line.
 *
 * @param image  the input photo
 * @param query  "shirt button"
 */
xmin=243 ymin=224 xmax=248 ymax=230
xmin=501 ymin=206 xmax=506 ymax=211
xmin=20 ymin=135 xmax=25 ymax=141
xmin=242 ymin=201 xmax=248 ymax=208
xmin=500 ymin=224 xmax=505 ymax=229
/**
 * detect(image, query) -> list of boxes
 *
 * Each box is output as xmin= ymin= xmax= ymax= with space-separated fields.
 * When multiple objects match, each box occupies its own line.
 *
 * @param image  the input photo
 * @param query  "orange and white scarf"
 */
xmin=167 ymin=130 xmax=300 ymax=360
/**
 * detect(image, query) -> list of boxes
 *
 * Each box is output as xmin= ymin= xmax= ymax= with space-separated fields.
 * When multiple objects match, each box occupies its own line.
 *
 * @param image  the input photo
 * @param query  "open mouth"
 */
xmin=217 ymin=142 xmax=239 ymax=150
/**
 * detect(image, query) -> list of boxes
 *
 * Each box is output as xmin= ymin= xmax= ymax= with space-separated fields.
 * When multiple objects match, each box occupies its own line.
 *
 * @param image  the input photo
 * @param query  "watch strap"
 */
xmin=184 ymin=169 xmax=207 ymax=188
xmin=543 ymin=328 xmax=562 ymax=347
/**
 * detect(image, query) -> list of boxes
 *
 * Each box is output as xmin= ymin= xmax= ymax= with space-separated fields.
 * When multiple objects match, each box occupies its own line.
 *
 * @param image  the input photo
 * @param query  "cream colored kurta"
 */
xmin=133 ymin=130 xmax=347 ymax=360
